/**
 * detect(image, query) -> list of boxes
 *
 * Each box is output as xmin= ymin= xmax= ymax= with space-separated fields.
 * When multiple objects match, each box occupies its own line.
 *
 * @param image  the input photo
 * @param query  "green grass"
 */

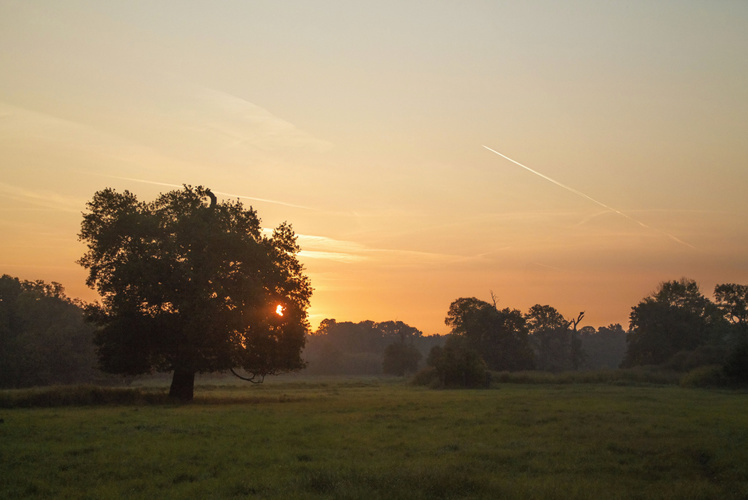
xmin=2 ymin=379 xmax=748 ymax=499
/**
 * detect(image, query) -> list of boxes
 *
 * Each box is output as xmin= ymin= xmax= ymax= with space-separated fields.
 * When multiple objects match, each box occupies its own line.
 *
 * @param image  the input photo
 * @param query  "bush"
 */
xmin=410 ymin=366 xmax=440 ymax=388
xmin=423 ymin=340 xmax=490 ymax=388
xmin=666 ymin=345 xmax=728 ymax=372
xmin=491 ymin=368 xmax=681 ymax=386
xmin=382 ymin=342 xmax=422 ymax=376
xmin=0 ymin=385 xmax=169 ymax=408
xmin=723 ymin=342 xmax=748 ymax=382
xmin=680 ymin=365 xmax=730 ymax=388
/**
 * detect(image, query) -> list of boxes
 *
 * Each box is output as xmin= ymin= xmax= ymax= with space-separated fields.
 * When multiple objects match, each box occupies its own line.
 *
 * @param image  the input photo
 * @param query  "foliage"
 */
xmin=444 ymin=297 xmax=534 ymax=371
xmin=0 ymin=385 xmax=170 ymax=408
xmin=424 ymin=336 xmax=490 ymax=388
xmin=525 ymin=304 xmax=585 ymax=372
xmin=665 ymin=345 xmax=729 ymax=372
xmin=382 ymin=341 xmax=422 ymax=376
xmin=0 ymin=275 xmax=109 ymax=388
xmin=623 ymin=278 xmax=727 ymax=368
xmin=723 ymin=341 xmax=748 ymax=382
xmin=714 ymin=283 xmax=748 ymax=326
xmin=78 ymin=186 xmax=312 ymax=400
xmin=679 ymin=365 xmax=732 ymax=388
xmin=579 ymin=324 xmax=628 ymax=370
xmin=410 ymin=365 xmax=440 ymax=387
xmin=492 ymin=367 xmax=681 ymax=386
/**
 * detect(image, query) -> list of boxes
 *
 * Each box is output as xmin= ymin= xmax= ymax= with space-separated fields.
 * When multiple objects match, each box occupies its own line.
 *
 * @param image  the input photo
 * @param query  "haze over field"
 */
xmin=2 ymin=1 xmax=747 ymax=334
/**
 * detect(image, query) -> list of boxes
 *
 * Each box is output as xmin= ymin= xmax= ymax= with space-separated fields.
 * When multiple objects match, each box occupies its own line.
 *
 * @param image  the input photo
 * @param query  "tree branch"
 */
xmin=229 ymin=367 xmax=265 ymax=384
xmin=205 ymin=189 xmax=217 ymax=209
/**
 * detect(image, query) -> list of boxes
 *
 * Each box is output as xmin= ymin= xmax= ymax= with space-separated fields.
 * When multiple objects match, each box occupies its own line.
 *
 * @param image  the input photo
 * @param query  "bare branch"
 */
xmin=567 ymin=312 xmax=585 ymax=331
xmin=230 ymin=367 xmax=265 ymax=384
xmin=206 ymin=189 xmax=217 ymax=209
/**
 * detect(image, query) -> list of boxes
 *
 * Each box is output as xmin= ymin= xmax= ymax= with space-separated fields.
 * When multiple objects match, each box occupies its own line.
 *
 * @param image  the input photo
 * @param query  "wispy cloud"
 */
xmin=0 ymin=182 xmax=83 ymax=213
xmin=192 ymin=87 xmax=334 ymax=153
xmin=576 ymin=208 xmax=731 ymax=227
xmin=298 ymin=250 xmax=367 ymax=263
xmin=294 ymin=232 xmax=478 ymax=267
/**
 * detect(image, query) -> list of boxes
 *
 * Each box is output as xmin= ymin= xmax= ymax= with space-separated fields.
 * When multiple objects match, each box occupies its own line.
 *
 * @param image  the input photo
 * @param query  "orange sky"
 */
xmin=2 ymin=1 xmax=747 ymax=334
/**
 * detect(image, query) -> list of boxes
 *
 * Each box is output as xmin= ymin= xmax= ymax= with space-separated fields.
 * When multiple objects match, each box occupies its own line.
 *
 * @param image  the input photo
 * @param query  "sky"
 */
xmin=1 ymin=1 xmax=747 ymax=334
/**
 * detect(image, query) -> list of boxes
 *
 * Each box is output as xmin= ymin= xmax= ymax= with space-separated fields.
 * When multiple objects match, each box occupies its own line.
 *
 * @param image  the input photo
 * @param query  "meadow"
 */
xmin=2 ymin=377 xmax=748 ymax=499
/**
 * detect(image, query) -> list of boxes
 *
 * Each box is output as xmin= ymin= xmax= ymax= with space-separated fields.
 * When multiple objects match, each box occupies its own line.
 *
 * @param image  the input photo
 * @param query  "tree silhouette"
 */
xmin=426 ymin=336 xmax=489 ymax=388
xmin=622 ymin=278 xmax=724 ymax=367
xmin=78 ymin=186 xmax=312 ymax=400
xmin=525 ymin=305 xmax=584 ymax=372
xmin=445 ymin=297 xmax=534 ymax=371
xmin=382 ymin=340 xmax=422 ymax=376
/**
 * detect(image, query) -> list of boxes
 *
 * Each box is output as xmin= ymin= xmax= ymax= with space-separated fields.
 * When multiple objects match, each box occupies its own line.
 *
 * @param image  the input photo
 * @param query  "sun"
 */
xmin=275 ymin=304 xmax=284 ymax=316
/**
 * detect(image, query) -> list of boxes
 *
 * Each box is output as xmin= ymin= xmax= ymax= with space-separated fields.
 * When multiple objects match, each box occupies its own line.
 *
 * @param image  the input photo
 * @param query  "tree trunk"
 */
xmin=168 ymin=369 xmax=196 ymax=402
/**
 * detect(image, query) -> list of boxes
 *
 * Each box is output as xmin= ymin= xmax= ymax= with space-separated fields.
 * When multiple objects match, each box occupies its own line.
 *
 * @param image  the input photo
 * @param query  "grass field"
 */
xmin=2 ymin=378 xmax=748 ymax=499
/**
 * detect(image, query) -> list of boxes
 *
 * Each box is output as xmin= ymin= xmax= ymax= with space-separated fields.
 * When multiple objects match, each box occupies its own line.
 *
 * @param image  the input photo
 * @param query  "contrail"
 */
xmin=482 ymin=145 xmax=696 ymax=249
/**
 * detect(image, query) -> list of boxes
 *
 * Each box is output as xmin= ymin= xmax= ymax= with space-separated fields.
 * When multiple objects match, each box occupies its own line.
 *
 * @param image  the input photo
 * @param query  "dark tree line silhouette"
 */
xmin=0 ymin=275 xmax=112 ymax=388
xmin=2 ymin=273 xmax=747 ymax=389
xmin=3 ymin=184 xmax=747 ymax=392
xmin=7 ymin=275 xmax=748 ymax=388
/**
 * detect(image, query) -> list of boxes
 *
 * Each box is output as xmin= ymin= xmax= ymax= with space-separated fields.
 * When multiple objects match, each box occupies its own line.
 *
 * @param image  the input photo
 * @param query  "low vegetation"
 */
xmin=2 ymin=378 xmax=748 ymax=499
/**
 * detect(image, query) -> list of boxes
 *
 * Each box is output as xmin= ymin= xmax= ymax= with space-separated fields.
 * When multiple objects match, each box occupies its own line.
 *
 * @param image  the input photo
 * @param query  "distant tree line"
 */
xmin=303 ymin=319 xmax=444 ymax=376
xmin=3 ymin=268 xmax=747 ymax=390
xmin=302 ymin=305 xmax=626 ymax=380
xmin=0 ymin=274 xmax=114 ymax=388
xmin=5 ymin=186 xmax=744 ymax=393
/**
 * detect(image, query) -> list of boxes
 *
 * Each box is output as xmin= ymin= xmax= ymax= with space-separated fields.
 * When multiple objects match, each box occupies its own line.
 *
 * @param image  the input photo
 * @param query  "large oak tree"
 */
xmin=78 ymin=186 xmax=312 ymax=400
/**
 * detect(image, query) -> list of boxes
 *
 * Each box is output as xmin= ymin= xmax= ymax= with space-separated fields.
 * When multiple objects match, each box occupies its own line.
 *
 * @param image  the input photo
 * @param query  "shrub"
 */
xmin=490 ymin=368 xmax=681 ymax=386
xmin=666 ymin=345 xmax=728 ymax=372
xmin=410 ymin=366 xmax=439 ymax=387
xmin=723 ymin=341 xmax=748 ymax=382
xmin=382 ymin=341 xmax=422 ymax=376
xmin=680 ymin=365 xmax=730 ymax=388
xmin=424 ymin=339 xmax=490 ymax=388
xmin=0 ymin=385 xmax=169 ymax=408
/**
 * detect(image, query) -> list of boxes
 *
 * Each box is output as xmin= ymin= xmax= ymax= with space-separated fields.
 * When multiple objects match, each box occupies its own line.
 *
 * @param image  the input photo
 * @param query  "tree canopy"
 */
xmin=445 ymin=297 xmax=534 ymax=371
xmin=622 ymin=278 xmax=726 ymax=367
xmin=525 ymin=305 xmax=585 ymax=372
xmin=714 ymin=284 xmax=748 ymax=331
xmin=78 ymin=186 xmax=312 ymax=400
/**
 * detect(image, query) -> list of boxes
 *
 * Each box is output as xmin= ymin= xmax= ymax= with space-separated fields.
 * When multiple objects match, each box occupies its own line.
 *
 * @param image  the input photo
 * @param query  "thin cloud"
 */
xmin=194 ymin=87 xmax=334 ymax=153
xmin=0 ymin=182 xmax=83 ymax=213
xmin=285 ymin=231 xmax=478 ymax=267
xmin=577 ymin=208 xmax=731 ymax=227
xmin=298 ymin=232 xmax=480 ymax=267
xmin=298 ymin=250 xmax=367 ymax=263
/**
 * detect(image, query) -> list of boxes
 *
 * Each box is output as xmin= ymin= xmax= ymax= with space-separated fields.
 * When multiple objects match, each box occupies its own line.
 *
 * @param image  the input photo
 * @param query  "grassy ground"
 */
xmin=1 ymin=379 xmax=748 ymax=499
